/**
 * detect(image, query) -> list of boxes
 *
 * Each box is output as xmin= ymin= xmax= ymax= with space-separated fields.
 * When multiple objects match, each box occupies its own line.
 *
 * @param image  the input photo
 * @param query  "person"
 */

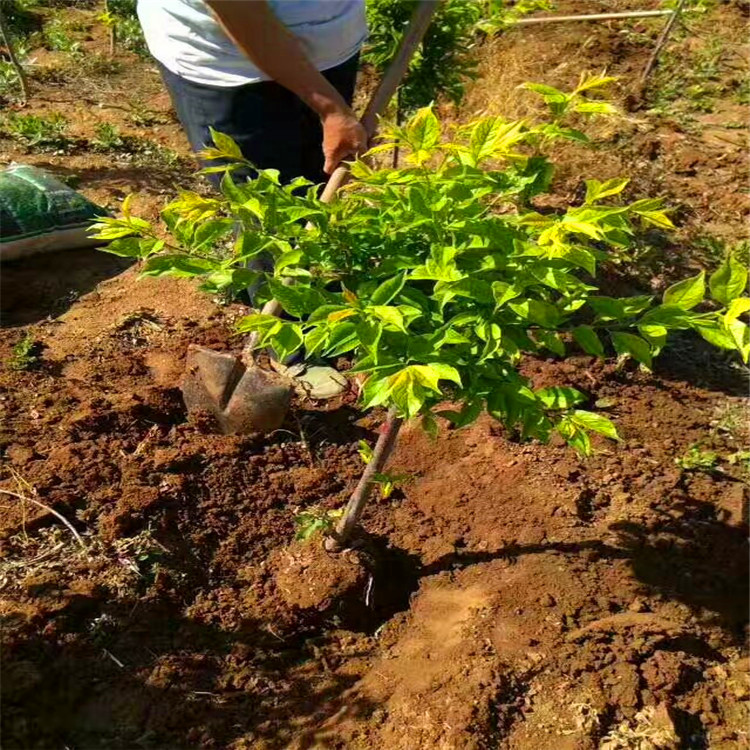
xmin=137 ymin=0 xmax=368 ymax=186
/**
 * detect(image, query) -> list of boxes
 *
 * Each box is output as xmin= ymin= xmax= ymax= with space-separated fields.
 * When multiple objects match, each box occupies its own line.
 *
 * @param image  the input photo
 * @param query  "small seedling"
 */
xmin=727 ymin=450 xmax=750 ymax=473
xmin=1 ymin=111 xmax=69 ymax=149
xmin=676 ymin=444 xmax=719 ymax=472
xmin=294 ymin=507 xmax=343 ymax=542
xmin=8 ymin=333 xmax=41 ymax=371
xmin=358 ymin=440 xmax=408 ymax=499
xmin=92 ymin=122 xmax=126 ymax=152
xmin=43 ymin=18 xmax=82 ymax=56
xmin=127 ymin=100 xmax=167 ymax=127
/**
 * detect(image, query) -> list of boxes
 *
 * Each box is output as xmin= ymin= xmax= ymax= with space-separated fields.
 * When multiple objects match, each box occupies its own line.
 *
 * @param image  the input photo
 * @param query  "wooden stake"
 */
xmin=639 ymin=0 xmax=687 ymax=86
xmin=0 ymin=5 xmax=30 ymax=104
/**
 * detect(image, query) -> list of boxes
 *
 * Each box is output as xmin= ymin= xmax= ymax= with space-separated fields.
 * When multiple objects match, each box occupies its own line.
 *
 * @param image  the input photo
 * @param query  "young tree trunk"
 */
xmin=326 ymin=407 xmax=403 ymax=551
xmin=0 ymin=6 xmax=30 ymax=104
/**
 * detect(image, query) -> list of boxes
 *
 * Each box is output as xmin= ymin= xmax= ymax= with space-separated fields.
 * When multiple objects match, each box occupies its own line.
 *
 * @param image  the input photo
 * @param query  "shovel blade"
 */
xmin=182 ymin=345 xmax=292 ymax=434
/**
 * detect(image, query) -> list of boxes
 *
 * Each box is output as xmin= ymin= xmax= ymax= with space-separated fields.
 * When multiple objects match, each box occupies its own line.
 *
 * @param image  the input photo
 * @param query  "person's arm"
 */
xmin=205 ymin=0 xmax=366 ymax=174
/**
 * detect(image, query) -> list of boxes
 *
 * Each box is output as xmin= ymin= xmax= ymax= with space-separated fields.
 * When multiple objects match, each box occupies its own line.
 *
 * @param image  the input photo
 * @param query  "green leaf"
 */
xmin=556 ymin=415 xmax=592 ymax=456
xmin=324 ymin=322 xmax=359 ymax=356
xmin=584 ymin=177 xmax=629 ymax=204
xmin=415 ymin=363 xmax=462 ymax=390
xmin=493 ymin=281 xmax=523 ymax=308
xmin=573 ymin=325 xmax=604 ymax=356
xmin=536 ymin=386 xmax=586 ymax=410
xmin=102 ymin=237 xmax=143 ymax=258
xmin=370 ymin=272 xmax=407 ymax=306
xmin=709 ymin=256 xmax=748 ymax=306
xmin=726 ymin=297 xmax=750 ymax=321
xmin=404 ymin=106 xmax=441 ymax=164
xmin=537 ymin=330 xmax=565 ymax=356
xmin=574 ymin=101 xmax=619 ymax=115
xmin=726 ymin=318 xmax=750 ymax=363
xmin=663 ymin=271 xmax=705 ymax=310
xmin=440 ymin=399 xmax=483 ymax=429
xmin=611 ymin=332 xmax=653 ymax=369
xmin=236 ymin=313 xmax=282 ymax=335
xmin=695 ymin=323 xmax=736 ymax=351
xmin=268 ymin=279 xmax=325 ymax=318
xmin=368 ymin=305 xmax=407 ymax=332
xmin=509 ymin=299 xmax=560 ymax=327
xmin=421 ymin=412 xmax=439 ymax=439
xmin=209 ymin=127 xmax=244 ymax=160
xmin=570 ymin=409 xmax=621 ymax=441
xmin=275 ymin=248 xmax=304 ymax=274
xmin=270 ymin=323 xmax=304 ymax=361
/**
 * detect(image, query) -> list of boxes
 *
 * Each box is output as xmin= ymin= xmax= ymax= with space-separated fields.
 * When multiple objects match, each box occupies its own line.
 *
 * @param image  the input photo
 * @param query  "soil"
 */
xmin=1 ymin=2 xmax=748 ymax=749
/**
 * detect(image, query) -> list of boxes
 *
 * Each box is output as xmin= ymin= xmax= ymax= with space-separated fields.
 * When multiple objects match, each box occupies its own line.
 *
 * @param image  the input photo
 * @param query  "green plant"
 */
xmin=727 ymin=450 xmax=750 ymax=473
xmin=648 ymin=33 xmax=726 ymax=116
xmin=127 ymin=99 xmax=168 ymax=127
xmin=358 ymin=440 xmax=408 ymax=498
xmin=363 ymin=0 xmax=551 ymax=114
xmin=100 ymin=0 xmax=147 ymax=57
xmin=43 ymin=17 xmax=81 ymax=55
xmin=294 ymin=506 xmax=343 ymax=542
xmin=92 ymin=121 xmax=125 ymax=151
xmin=676 ymin=444 xmax=719 ymax=471
xmin=8 ymin=333 xmax=41 ymax=370
xmin=92 ymin=75 xmax=749 ymax=547
xmin=1 ymin=111 xmax=69 ymax=149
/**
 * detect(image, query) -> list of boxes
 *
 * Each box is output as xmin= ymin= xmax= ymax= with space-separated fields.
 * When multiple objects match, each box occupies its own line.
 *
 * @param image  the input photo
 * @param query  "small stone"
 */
xmin=296 ymin=366 xmax=348 ymax=400
xmin=541 ymin=593 xmax=556 ymax=607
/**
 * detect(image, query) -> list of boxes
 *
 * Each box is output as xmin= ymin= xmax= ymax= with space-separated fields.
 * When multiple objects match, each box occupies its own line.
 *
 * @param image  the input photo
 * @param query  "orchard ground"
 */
xmin=1 ymin=1 xmax=749 ymax=748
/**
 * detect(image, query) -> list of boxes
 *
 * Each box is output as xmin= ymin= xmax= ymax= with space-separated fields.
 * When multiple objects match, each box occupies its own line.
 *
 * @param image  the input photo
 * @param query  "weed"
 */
xmin=648 ymin=34 xmax=727 ymax=117
xmin=363 ymin=0 xmax=551 ymax=114
xmin=600 ymin=706 xmax=678 ymax=749
xmin=129 ymin=140 xmax=183 ymax=170
xmin=711 ymin=403 xmax=747 ymax=439
xmin=1 ymin=111 xmax=70 ymax=150
xmin=127 ymin=99 xmax=168 ymax=127
xmin=736 ymin=77 xmax=750 ymax=106
xmin=92 ymin=121 xmax=126 ymax=152
xmin=727 ymin=450 xmax=750 ymax=474
xmin=294 ymin=506 xmax=343 ymax=542
xmin=0 ymin=61 xmax=24 ymax=99
xmin=8 ymin=333 xmax=41 ymax=370
xmin=43 ymin=17 xmax=82 ymax=55
xmin=676 ymin=444 xmax=719 ymax=472
xmin=358 ymin=440 xmax=408 ymax=498
xmin=79 ymin=53 xmax=123 ymax=77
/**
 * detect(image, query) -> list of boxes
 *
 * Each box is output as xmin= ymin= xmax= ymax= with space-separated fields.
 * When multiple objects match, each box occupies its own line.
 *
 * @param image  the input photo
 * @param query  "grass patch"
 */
xmin=0 ymin=111 xmax=71 ymax=150
xmin=8 ymin=334 xmax=42 ymax=371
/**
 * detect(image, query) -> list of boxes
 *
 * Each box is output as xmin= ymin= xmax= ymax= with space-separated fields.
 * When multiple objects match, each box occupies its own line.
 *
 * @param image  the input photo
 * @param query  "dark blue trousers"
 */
xmin=158 ymin=55 xmax=359 ymax=187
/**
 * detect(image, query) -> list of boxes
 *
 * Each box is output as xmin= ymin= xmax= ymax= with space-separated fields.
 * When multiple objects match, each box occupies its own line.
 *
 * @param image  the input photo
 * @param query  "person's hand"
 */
xmin=321 ymin=109 xmax=368 ymax=174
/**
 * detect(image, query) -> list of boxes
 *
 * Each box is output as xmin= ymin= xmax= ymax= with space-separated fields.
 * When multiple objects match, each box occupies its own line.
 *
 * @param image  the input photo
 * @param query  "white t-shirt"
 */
xmin=137 ymin=0 xmax=367 ymax=87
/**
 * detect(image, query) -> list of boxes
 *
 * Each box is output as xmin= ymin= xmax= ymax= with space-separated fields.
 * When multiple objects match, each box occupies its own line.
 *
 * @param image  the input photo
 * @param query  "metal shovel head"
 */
xmin=181 ymin=345 xmax=293 ymax=435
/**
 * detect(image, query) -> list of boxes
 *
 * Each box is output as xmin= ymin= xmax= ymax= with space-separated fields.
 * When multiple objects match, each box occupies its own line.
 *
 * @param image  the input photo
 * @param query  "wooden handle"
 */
xmin=316 ymin=0 xmax=440 ymax=205
xmin=249 ymin=0 xmax=441 ymax=350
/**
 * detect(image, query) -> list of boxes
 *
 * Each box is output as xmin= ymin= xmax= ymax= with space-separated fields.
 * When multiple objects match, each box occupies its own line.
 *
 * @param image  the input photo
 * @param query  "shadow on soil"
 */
xmin=1 ymin=247 xmax=133 ymax=327
xmin=2 ymin=597 xmax=376 ymax=749
xmin=365 ymin=475 xmax=748 ymax=638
